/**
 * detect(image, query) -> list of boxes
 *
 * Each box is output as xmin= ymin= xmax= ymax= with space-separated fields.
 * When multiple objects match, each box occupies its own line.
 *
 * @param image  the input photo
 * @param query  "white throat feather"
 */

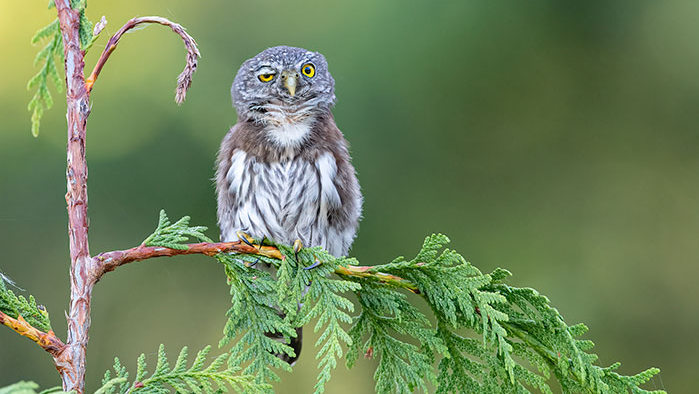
xmin=264 ymin=116 xmax=314 ymax=151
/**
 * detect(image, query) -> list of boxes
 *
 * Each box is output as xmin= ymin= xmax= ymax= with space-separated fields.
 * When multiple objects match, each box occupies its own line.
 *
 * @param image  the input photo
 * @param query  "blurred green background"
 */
xmin=1 ymin=0 xmax=697 ymax=392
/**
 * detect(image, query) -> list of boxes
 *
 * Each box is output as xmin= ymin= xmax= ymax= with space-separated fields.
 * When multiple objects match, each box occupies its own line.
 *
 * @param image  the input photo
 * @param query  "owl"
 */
xmin=216 ymin=46 xmax=362 ymax=364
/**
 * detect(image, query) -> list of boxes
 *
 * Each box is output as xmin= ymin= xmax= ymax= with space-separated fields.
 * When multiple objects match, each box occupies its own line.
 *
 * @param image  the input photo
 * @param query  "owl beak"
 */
xmin=281 ymin=71 xmax=298 ymax=97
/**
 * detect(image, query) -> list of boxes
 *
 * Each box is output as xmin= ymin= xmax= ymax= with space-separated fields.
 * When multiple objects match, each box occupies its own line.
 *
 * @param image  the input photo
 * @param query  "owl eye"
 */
xmin=258 ymin=73 xmax=275 ymax=82
xmin=301 ymin=63 xmax=315 ymax=78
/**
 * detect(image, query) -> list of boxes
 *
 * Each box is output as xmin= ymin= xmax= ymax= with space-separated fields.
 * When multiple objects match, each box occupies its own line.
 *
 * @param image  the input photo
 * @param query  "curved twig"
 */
xmin=85 ymin=16 xmax=201 ymax=104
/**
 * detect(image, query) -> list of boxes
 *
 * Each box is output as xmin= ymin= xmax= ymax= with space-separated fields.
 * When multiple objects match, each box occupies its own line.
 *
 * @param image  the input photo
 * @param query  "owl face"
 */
xmin=232 ymin=46 xmax=336 ymax=121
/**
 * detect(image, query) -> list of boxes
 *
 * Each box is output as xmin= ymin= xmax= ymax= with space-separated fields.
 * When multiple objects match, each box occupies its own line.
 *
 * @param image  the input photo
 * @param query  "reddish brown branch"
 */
xmin=92 ymin=241 xmax=419 ymax=292
xmin=0 ymin=310 xmax=66 ymax=357
xmin=92 ymin=241 xmax=282 ymax=279
xmin=85 ymin=16 xmax=201 ymax=104
xmin=54 ymin=1 xmax=92 ymax=392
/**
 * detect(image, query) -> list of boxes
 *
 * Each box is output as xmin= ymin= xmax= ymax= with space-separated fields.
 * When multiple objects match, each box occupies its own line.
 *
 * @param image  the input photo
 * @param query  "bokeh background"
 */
xmin=1 ymin=1 xmax=697 ymax=392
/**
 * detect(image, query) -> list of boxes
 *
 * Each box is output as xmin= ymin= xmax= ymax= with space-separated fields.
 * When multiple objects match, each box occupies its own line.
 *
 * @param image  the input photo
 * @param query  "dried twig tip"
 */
xmin=171 ymin=22 xmax=200 ymax=105
xmin=85 ymin=16 xmax=201 ymax=103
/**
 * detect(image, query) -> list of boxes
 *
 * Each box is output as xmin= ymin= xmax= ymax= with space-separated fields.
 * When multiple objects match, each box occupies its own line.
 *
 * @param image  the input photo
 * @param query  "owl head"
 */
xmin=232 ymin=46 xmax=336 ymax=121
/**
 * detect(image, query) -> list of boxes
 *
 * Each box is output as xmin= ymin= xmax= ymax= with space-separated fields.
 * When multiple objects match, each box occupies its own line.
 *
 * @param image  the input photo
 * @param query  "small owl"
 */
xmin=216 ymin=46 xmax=362 ymax=364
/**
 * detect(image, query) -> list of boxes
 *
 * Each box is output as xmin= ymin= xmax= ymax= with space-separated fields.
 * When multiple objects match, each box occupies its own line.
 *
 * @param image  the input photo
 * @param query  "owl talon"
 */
xmin=245 ymin=258 xmax=260 ymax=268
xmin=304 ymin=256 xmax=323 ymax=270
xmin=236 ymin=231 xmax=255 ymax=247
xmin=293 ymin=239 xmax=304 ymax=261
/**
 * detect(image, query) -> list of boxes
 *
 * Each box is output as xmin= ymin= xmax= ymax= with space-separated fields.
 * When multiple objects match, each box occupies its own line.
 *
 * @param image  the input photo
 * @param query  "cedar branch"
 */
xmin=92 ymin=241 xmax=281 ymax=280
xmin=92 ymin=241 xmax=419 ymax=292
xmin=85 ymin=16 xmax=200 ymax=104
xmin=55 ymin=0 xmax=92 ymax=391
xmin=0 ymin=310 xmax=65 ymax=357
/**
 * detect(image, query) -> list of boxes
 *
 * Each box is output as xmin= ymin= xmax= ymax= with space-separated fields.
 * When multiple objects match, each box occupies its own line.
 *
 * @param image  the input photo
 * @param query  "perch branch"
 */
xmin=85 ymin=16 xmax=201 ymax=103
xmin=92 ymin=241 xmax=282 ymax=279
xmin=0 ymin=310 xmax=66 ymax=357
xmin=92 ymin=241 xmax=419 ymax=292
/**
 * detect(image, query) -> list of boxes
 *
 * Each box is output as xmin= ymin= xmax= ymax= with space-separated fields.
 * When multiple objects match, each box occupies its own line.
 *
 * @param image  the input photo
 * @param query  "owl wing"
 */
xmin=216 ymin=123 xmax=243 ymax=242
xmin=316 ymin=120 xmax=362 ymax=257
xmin=217 ymin=118 xmax=362 ymax=255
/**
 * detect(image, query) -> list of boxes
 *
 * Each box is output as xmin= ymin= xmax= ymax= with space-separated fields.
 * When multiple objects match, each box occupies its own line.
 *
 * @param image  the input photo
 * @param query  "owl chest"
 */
xmin=225 ymin=150 xmax=341 ymax=243
xmin=251 ymin=158 xmax=318 ymax=226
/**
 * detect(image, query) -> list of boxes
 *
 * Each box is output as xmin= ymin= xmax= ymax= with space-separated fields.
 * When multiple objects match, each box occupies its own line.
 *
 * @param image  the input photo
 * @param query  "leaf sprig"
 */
xmin=219 ymin=253 xmax=296 ymax=387
xmin=143 ymin=210 xmax=212 ymax=249
xmin=0 ymin=381 xmax=67 ymax=394
xmin=27 ymin=17 xmax=63 ymax=137
xmin=275 ymin=245 xmax=361 ymax=394
xmin=348 ymin=283 xmax=444 ymax=394
xmin=0 ymin=274 xmax=52 ymax=332
xmin=28 ymin=0 xmax=99 ymax=137
xmin=348 ymin=234 xmax=664 ymax=393
xmin=99 ymin=345 xmax=266 ymax=394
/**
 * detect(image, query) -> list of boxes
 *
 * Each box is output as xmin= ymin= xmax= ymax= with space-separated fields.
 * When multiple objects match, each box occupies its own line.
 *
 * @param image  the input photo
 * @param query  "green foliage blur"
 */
xmin=0 ymin=0 xmax=696 ymax=392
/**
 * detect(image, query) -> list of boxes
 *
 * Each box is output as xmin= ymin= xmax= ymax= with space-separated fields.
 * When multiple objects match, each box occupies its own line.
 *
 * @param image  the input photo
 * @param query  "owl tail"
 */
xmin=266 ymin=326 xmax=303 ymax=365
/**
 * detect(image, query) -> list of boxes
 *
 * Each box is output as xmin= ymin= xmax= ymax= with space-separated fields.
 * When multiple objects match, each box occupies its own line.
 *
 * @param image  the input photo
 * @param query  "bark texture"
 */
xmin=54 ymin=1 xmax=92 ymax=391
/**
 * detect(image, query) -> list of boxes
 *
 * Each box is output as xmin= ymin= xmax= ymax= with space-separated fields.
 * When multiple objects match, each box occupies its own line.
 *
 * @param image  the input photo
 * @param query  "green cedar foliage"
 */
xmin=347 ymin=282 xmax=444 ymax=393
xmin=213 ymin=241 xmax=361 ymax=393
xmin=0 ymin=381 xmax=67 ymax=394
xmin=218 ymin=252 xmax=296 ymax=385
xmin=98 ymin=345 xmax=265 ymax=393
xmin=0 ymin=273 xmax=52 ymax=332
xmin=345 ymin=234 xmax=663 ymax=393
xmin=276 ymin=245 xmax=361 ymax=393
xmin=29 ymin=0 xmax=99 ymax=137
xmin=0 ymin=210 xmax=665 ymax=393
xmin=142 ymin=212 xmax=663 ymax=394
xmin=69 ymin=0 xmax=96 ymax=51
xmin=27 ymin=15 xmax=63 ymax=137
xmin=143 ymin=210 xmax=213 ymax=248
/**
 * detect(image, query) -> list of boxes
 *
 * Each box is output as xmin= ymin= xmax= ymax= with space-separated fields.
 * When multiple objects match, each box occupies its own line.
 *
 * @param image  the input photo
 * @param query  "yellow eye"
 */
xmin=301 ymin=63 xmax=315 ymax=78
xmin=258 ymin=73 xmax=275 ymax=82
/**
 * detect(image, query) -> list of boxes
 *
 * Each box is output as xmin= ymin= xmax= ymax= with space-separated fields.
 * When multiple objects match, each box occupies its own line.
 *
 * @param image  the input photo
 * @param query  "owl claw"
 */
xmin=255 ymin=236 xmax=268 ymax=253
xmin=245 ymin=258 xmax=260 ymax=268
xmin=293 ymin=239 xmax=303 ymax=261
xmin=304 ymin=256 xmax=323 ymax=270
xmin=236 ymin=231 xmax=255 ymax=247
